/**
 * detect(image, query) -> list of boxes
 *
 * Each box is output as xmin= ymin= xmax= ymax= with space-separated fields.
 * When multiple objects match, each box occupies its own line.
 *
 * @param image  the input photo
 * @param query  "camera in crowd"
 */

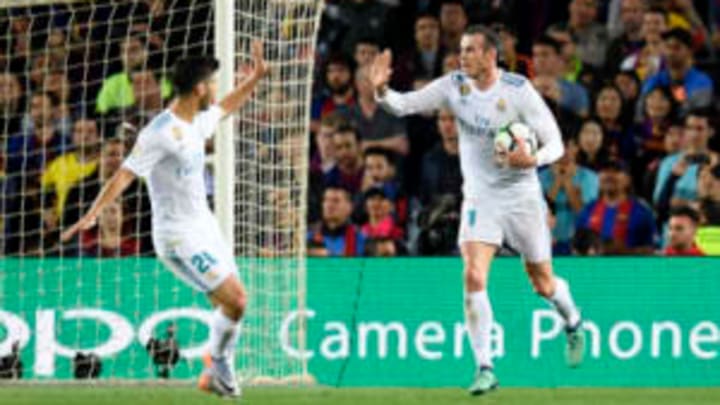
xmin=0 ymin=341 xmax=23 ymax=379
xmin=417 ymin=194 xmax=461 ymax=255
xmin=145 ymin=323 xmax=181 ymax=378
xmin=73 ymin=352 xmax=102 ymax=379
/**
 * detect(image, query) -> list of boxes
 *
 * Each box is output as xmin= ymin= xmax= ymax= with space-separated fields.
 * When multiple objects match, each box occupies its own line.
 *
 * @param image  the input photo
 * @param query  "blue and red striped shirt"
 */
xmin=576 ymin=198 xmax=656 ymax=249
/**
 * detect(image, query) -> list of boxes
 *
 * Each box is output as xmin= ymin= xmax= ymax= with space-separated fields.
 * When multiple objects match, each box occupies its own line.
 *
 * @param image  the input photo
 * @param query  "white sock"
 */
xmin=465 ymin=290 xmax=494 ymax=369
xmin=209 ymin=308 xmax=240 ymax=359
xmin=224 ymin=322 xmax=242 ymax=359
xmin=548 ymin=277 xmax=581 ymax=329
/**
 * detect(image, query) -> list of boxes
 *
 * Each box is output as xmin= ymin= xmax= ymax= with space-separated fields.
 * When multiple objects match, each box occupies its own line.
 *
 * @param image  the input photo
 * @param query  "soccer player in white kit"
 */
xmin=62 ymin=42 xmax=268 ymax=398
xmin=370 ymin=25 xmax=585 ymax=395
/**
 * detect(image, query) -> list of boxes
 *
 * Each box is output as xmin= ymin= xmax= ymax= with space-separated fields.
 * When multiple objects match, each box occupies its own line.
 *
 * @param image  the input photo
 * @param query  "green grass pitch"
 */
xmin=1 ymin=386 xmax=719 ymax=405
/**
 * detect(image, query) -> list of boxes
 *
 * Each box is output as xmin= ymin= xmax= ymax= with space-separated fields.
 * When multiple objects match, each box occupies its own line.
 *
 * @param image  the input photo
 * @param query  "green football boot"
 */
xmin=467 ymin=367 xmax=499 ymax=396
xmin=566 ymin=322 xmax=586 ymax=368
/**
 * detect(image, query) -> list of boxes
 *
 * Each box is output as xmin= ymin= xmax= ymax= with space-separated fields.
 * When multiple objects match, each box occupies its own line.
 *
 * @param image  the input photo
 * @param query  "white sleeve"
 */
xmin=376 ymin=75 xmax=450 ymax=116
xmin=518 ymin=81 xmax=564 ymax=166
xmin=195 ymin=104 xmax=225 ymax=140
xmin=122 ymin=129 xmax=167 ymax=178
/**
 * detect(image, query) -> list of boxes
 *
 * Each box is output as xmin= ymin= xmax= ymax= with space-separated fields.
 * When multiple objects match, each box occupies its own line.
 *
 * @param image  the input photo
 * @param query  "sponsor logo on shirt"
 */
xmin=172 ymin=127 xmax=184 ymax=141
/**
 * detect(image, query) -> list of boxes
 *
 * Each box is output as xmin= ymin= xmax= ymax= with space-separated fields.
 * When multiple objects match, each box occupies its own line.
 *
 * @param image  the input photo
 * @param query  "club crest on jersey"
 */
xmin=172 ymin=127 xmax=183 ymax=141
xmin=496 ymin=98 xmax=507 ymax=112
xmin=459 ymin=83 xmax=471 ymax=96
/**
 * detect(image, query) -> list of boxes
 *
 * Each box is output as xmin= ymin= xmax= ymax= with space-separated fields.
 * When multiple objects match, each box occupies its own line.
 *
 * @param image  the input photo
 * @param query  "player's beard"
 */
xmin=330 ymin=82 xmax=351 ymax=96
xmin=199 ymin=94 xmax=211 ymax=111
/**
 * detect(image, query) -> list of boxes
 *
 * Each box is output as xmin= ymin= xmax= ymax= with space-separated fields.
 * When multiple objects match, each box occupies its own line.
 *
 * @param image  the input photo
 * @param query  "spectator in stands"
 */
xmin=572 ymin=228 xmax=603 ymax=255
xmin=420 ymin=108 xmax=462 ymax=205
xmin=29 ymin=55 xmax=63 ymax=94
xmin=361 ymin=147 xmax=407 ymax=226
xmin=594 ymin=84 xmax=636 ymax=164
xmin=439 ymin=0 xmax=468 ymax=52
xmin=311 ymin=54 xmax=356 ymax=131
xmin=620 ymin=7 xmax=668 ymax=81
xmin=662 ymin=0 xmax=710 ymax=51
xmin=351 ymin=66 xmax=408 ymax=156
xmin=360 ymin=187 xmax=404 ymax=241
xmin=540 ymin=139 xmax=600 ymax=255
xmin=654 ymin=110 xmax=718 ymax=219
xmin=613 ymin=69 xmax=642 ymax=112
xmin=80 ymin=200 xmax=139 ymax=257
xmin=353 ymin=37 xmax=380 ymax=67
xmin=365 ymin=237 xmax=402 ymax=257
xmin=4 ymin=91 xmax=68 ymax=255
xmin=95 ymin=34 xmax=172 ymax=115
xmin=532 ymin=35 xmax=590 ymax=118
xmin=362 ymin=147 xmax=401 ymax=197
xmin=0 ymin=72 xmax=24 ymax=138
xmin=549 ymin=0 xmax=609 ymax=69
xmin=696 ymin=163 xmax=720 ymax=255
xmin=575 ymin=118 xmax=610 ymax=171
xmin=641 ymin=118 xmax=685 ymax=202
xmin=576 ymin=161 xmax=656 ymax=254
xmin=493 ymin=23 xmax=533 ymax=79
xmin=324 ymin=125 xmax=364 ymax=195
xmin=545 ymin=25 xmax=596 ymax=90
xmin=605 ymin=0 xmax=648 ymax=75
xmin=393 ymin=13 xmax=446 ymax=91
xmin=42 ymin=118 xmax=100 ymax=224
xmin=7 ymin=9 xmax=31 ymax=72
xmin=6 ymin=93 xmax=69 ymax=178
xmin=664 ymin=205 xmax=704 ymax=255
xmin=307 ymin=186 xmax=365 ymax=257
xmin=637 ymin=86 xmax=679 ymax=165
xmin=129 ymin=69 xmax=165 ymax=123
xmin=63 ymin=138 xmax=152 ymax=254
xmin=40 ymin=70 xmax=72 ymax=138
xmin=640 ymin=28 xmax=714 ymax=113
xmin=311 ymin=112 xmax=344 ymax=176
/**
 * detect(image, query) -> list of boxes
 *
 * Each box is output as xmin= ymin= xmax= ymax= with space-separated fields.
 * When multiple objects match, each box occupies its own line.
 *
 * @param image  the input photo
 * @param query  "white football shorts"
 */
xmin=154 ymin=224 xmax=237 ymax=293
xmin=458 ymin=196 xmax=552 ymax=263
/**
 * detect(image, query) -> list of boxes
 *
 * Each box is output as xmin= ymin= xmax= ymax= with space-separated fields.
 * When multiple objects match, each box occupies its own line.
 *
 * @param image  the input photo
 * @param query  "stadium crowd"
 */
xmin=1 ymin=0 xmax=720 ymax=258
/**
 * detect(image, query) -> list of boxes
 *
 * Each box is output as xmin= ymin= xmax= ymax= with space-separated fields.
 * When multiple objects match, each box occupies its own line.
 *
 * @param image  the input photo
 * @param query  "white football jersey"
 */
xmin=123 ymin=105 xmax=224 ymax=235
xmin=379 ymin=69 xmax=563 ymax=203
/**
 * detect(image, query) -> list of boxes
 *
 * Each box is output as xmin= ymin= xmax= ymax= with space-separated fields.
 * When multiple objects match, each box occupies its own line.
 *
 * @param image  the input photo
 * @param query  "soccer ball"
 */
xmin=493 ymin=121 xmax=538 ymax=165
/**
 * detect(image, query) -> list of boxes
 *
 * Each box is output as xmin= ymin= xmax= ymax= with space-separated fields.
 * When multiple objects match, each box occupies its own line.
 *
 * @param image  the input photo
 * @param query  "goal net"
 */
xmin=0 ymin=0 xmax=322 ymax=383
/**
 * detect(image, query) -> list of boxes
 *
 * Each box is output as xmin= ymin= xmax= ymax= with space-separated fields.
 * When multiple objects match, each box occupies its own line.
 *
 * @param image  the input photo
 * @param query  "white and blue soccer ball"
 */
xmin=493 ymin=121 xmax=538 ymax=165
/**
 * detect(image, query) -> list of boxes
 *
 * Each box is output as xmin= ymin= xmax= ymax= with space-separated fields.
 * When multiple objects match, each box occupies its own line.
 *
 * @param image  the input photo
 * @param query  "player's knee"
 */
xmin=464 ymin=268 xmax=487 ymax=291
xmin=530 ymin=276 xmax=554 ymax=298
xmin=224 ymin=293 xmax=247 ymax=321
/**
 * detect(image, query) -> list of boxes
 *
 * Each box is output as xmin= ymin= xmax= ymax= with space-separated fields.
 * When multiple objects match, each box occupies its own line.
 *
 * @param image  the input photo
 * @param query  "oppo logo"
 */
xmin=0 ymin=308 xmax=212 ymax=376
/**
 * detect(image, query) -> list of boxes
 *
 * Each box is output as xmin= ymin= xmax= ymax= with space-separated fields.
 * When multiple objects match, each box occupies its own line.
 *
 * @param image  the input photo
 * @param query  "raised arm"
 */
xmin=218 ymin=40 xmax=269 ymax=116
xmin=61 ymin=168 xmax=136 ymax=242
xmin=370 ymin=49 xmax=447 ymax=116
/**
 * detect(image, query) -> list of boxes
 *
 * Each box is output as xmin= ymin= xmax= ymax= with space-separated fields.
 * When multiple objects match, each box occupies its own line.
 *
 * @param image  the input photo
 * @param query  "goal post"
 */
xmin=213 ymin=0 xmax=235 ymax=245
xmin=0 ymin=0 xmax=324 ymax=383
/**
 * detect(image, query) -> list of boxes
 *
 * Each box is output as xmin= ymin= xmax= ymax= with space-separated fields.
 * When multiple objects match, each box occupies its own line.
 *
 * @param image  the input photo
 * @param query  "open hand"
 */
xmin=249 ymin=40 xmax=268 ymax=78
xmin=369 ymin=49 xmax=393 ymax=94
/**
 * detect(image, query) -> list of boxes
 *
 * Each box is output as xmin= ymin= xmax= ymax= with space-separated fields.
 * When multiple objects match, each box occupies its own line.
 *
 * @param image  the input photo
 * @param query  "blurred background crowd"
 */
xmin=1 ymin=0 xmax=720 ymax=258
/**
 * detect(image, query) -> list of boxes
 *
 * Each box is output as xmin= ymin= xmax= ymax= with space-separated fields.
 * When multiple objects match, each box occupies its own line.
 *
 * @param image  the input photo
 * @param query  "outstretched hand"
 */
xmin=61 ymin=213 xmax=97 ymax=242
xmin=249 ymin=40 xmax=268 ymax=79
xmin=369 ymin=49 xmax=393 ymax=94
